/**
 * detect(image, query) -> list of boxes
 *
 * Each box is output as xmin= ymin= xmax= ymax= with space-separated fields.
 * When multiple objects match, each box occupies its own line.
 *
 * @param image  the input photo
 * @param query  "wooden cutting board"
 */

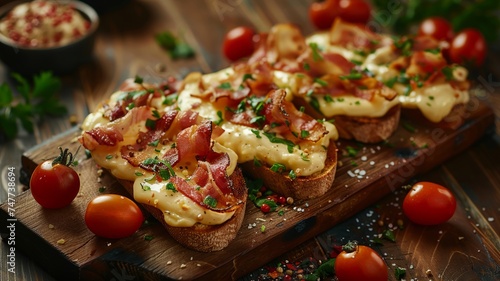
xmin=0 ymin=96 xmax=495 ymax=281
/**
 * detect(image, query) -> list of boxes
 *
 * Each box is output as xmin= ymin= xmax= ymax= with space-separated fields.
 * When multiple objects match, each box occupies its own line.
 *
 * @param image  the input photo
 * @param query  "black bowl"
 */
xmin=0 ymin=0 xmax=99 ymax=75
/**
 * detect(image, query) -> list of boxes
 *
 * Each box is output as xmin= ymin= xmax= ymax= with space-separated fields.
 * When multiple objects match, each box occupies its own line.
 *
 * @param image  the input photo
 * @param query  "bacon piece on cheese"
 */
xmin=81 ymin=106 xmax=153 ymax=151
xmin=329 ymin=18 xmax=391 ymax=50
xmin=406 ymin=51 xmax=447 ymax=77
xmin=263 ymin=89 xmax=328 ymax=142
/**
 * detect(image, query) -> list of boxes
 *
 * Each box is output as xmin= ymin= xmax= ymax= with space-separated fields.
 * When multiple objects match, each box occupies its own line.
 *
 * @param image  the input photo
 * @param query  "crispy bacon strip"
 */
xmin=81 ymin=106 xmax=153 ymax=151
xmin=263 ymin=89 xmax=328 ymax=142
xmin=329 ymin=18 xmax=391 ymax=50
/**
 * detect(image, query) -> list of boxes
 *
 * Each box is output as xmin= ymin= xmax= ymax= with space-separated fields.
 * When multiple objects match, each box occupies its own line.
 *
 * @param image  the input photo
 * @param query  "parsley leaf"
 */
xmin=0 ymin=71 xmax=67 ymax=140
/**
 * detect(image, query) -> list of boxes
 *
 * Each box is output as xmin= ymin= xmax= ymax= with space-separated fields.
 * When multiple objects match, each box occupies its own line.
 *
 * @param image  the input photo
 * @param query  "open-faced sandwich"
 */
xmin=176 ymin=67 xmax=339 ymax=200
xmin=79 ymin=78 xmax=247 ymax=252
xmin=307 ymin=19 xmax=470 ymax=130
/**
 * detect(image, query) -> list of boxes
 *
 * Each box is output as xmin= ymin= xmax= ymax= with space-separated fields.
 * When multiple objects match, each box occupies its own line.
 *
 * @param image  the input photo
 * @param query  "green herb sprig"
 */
xmin=155 ymin=31 xmax=195 ymax=59
xmin=0 ymin=71 xmax=67 ymax=140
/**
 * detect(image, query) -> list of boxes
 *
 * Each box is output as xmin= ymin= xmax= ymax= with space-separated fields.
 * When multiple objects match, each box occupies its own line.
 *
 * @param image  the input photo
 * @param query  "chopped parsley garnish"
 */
xmin=250 ymin=115 xmax=265 ymax=124
xmin=263 ymin=132 xmax=295 ymax=153
xmin=384 ymin=76 xmax=398 ymax=88
xmin=425 ymin=48 xmax=441 ymax=54
xmin=163 ymin=93 xmax=178 ymax=105
xmin=145 ymin=118 xmax=156 ymax=130
xmin=288 ymin=169 xmax=297 ymax=180
xmin=383 ymin=229 xmax=396 ymax=242
xmin=441 ymin=66 xmax=455 ymax=81
xmin=340 ymin=69 xmax=363 ymax=80
xmin=314 ymin=78 xmax=328 ymax=87
xmin=300 ymin=152 xmax=310 ymax=161
xmin=300 ymin=130 xmax=310 ymax=138
xmin=253 ymin=157 xmax=262 ymax=167
xmin=148 ymin=139 xmax=160 ymax=147
xmin=303 ymin=62 xmax=311 ymax=71
xmin=214 ymin=110 xmax=224 ymax=125
xmin=126 ymin=102 xmax=135 ymax=110
xmin=324 ymin=95 xmax=334 ymax=103
xmin=144 ymin=234 xmax=154 ymax=241
xmin=402 ymin=122 xmax=416 ymax=133
xmin=203 ymin=195 xmax=218 ymax=208
xmin=106 ymin=154 xmax=113 ymax=160
xmin=346 ymin=146 xmax=359 ymax=157
xmin=309 ymin=96 xmax=321 ymax=113
xmin=393 ymin=37 xmax=413 ymax=56
xmin=134 ymin=75 xmax=144 ymax=84
xmin=395 ymin=267 xmax=407 ymax=280
xmin=251 ymin=129 xmax=262 ymax=138
xmin=155 ymin=31 xmax=195 ymax=59
xmin=270 ymin=163 xmax=286 ymax=173
xmin=350 ymin=59 xmax=363 ymax=65
xmin=166 ymin=182 xmax=177 ymax=192
xmin=309 ymin=42 xmax=323 ymax=61
xmin=242 ymin=73 xmax=255 ymax=82
xmin=218 ymin=82 xmax=232 ymax=90
xmin=141 ymin=183 xmax=151 ymax=191
xmin=135 ymin=172 xmax=144 ymax=177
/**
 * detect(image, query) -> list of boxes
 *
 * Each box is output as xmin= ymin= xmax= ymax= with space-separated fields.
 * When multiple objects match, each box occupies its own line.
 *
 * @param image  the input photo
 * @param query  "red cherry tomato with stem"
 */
xmin=403 ymin=182 xmax=457 ymax=225
xmin=335 ymin=241 xmax=388 ymax=281
xmin=222 ymin=26 xmax=256 ymax=61
xmin=85 ymin=194 xmax=144 ymax=239
xmin=449 ymin=28 xmax=487 ymax=67
xmin=418 ymin=17 xmax=454 ymax=41
xmin=30 ymin=147 xmax=80 ymax=209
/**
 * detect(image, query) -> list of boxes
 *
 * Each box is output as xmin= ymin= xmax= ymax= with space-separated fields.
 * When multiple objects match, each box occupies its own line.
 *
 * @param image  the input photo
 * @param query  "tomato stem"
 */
xmin=342 ymin=240 xmax=358 ymax=253
xmin=52 ymin=146 xmax=80 ymax=167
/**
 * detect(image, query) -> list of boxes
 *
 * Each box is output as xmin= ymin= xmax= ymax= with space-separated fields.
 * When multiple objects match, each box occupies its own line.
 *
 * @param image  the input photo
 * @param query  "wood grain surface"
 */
xmin=1 ymin=0 xmax=499 ymax=280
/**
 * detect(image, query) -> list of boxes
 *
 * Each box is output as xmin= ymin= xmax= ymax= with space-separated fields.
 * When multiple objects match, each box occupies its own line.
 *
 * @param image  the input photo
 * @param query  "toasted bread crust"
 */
xmin=118 ymin=167 xmax=247 ymax=252
xmin=294 ymin=97 xmax=401 ymax=143
xmin=402 ymin=104 xmax=466 ymax=130
xmin=240 ymin=140 xmax=337 ymax=199
xmin=333 ymin=105 xmax=401 ymax=143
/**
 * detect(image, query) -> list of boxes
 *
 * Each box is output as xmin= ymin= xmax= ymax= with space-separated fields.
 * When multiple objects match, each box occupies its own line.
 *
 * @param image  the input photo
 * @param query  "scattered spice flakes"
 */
xmin=57 ymin=239 xmax=66 ymax=245
xmin=48 ymin=224 xmax=55 ymax=229
xmin=180 ymin=264 xmax=187 ymax=269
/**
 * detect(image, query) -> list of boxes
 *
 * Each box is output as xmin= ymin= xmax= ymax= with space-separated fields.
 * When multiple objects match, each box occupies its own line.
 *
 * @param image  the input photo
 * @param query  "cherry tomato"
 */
xmin=403 ymin=182 xmax=457 ymax=225
xmin=222 ymin=26 xmax=256 ymax=61
xmin=85 ymin=194 xmax=144 ymax=239
xmin=335 ymin=242 xmax=388 ymax=281
xmin=30 ymin=148 xmax=80 ymax=209
xmin=309 ymin=0 xmax=340 ymax=30
xmin=449 ymin=28 xmax=487 ymax=67
xmin=418 ymin=17 xmax=454 ymax=41
xmin=338 ymin=0 xmax=371 ymax=24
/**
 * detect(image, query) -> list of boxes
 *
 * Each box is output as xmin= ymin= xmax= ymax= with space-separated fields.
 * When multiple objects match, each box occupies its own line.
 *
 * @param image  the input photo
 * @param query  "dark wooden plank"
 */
xmin=0 ymin=96 xmax=494 ymax=280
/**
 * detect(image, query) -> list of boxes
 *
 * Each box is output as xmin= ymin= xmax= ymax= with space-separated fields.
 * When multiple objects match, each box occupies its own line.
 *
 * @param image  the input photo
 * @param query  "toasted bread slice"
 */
xmin=401 ymin=104 xmax=465 ymax=130
xmin=332 ymin=105 xmax=401 ymax=143
xmin=240 ymin=140 xmax=337 ymax=200
xmin=117 ymin=167 xmax=247 ymax=252
xmin=294 ymin=96 xmax=401 ymax=143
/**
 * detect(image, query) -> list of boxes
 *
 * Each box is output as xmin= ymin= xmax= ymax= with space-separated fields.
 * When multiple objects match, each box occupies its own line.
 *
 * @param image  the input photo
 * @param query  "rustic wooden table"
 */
xmin=1 ymin=0 xmax=499 ymax=280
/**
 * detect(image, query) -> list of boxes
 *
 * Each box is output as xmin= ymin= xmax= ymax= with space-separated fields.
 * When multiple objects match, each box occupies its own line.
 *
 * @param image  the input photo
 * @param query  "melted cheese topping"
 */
xmin=81 ymin=104 xmax=239 ymax=227
xmin=305 ymin=32 xmax=470 ymax=122
xmin=133 ymin=176 xmax=235 ymax=227
xmin=397 ymin=84 xmax=469 ymax=123
xmin=306 ymin=32 xmax=364 ymax=62
xmin=178 ymin=72 xmax=338 ymax=177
